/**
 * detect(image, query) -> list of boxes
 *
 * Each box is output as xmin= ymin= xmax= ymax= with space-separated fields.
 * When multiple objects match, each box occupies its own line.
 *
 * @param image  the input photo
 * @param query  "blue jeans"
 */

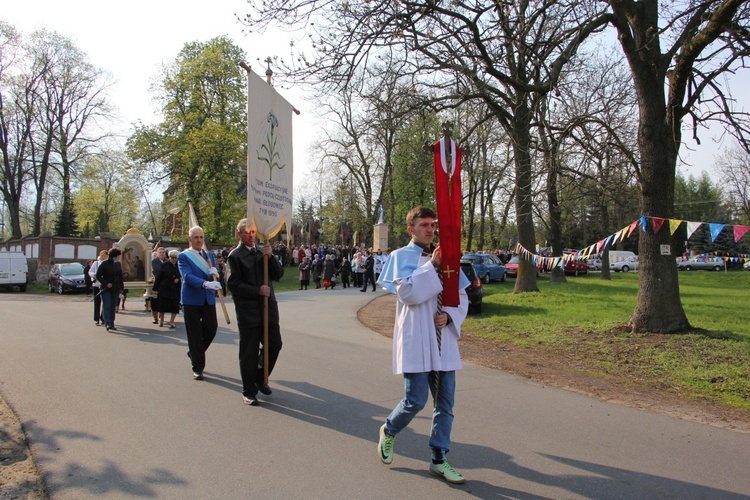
xmin=100 ymin=288 xmax=118 ymax=328
xmin=386 ymin=371 xmax=456 ymax=461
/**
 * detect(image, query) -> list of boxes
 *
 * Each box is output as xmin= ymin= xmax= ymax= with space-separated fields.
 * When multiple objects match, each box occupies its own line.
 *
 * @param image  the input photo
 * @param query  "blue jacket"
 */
xmin=178 ymin=249 xmax=217 ymax=306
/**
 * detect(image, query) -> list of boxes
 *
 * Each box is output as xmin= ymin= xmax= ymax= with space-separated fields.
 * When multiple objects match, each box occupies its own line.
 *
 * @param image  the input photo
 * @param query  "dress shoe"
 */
xmin=109 ymin=326 xmax=117 ymax=331
xmin=152 ymin=319 xmax=158 ymax=324
xmin=243 ymin=394 xmax=259 ymax=406
xmin=256 ymin=383 xmax=273 ymax=395
xmin=192 ymin=371 xmax=204 ymax=380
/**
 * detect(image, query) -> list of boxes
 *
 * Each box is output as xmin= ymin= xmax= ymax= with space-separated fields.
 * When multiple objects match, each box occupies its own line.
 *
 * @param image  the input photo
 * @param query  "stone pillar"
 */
xmin=373 ymin=223 xmax=389 ymax=252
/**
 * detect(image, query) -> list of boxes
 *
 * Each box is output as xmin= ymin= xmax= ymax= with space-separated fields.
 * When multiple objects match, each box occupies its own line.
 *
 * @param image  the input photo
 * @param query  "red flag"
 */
xmin=433 ymin=138 xmax=462 ymax=307
xmin=734 ymin=225 xmax=750 ymax=242
xmin=652 ymin=217 xmax=665 ymax=234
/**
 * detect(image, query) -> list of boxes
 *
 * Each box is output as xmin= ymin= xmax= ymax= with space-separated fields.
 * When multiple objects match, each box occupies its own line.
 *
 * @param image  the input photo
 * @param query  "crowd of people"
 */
xmin=285 ymin=244 xmax=389 ymax=292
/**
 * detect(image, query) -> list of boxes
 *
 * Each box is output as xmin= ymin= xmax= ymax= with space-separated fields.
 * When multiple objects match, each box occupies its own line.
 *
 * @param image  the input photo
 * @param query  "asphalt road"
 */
xmin=0 ymin=289 xmax=748 ymax=499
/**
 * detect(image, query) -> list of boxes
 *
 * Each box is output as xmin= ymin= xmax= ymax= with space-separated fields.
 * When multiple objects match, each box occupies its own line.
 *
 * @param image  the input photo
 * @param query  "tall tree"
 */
xmin=605 ymin=0 xmax=750 ymax=332
xmin=127 ymin=37 xmax=246 ymax=242
xmin=241 ymin=0 xmax=611 ymax=294
xmin=0 ymin=20 xmax=26 ymax=238
xmin=0 ymin=24 xmax=112 ymax=237
xmin=714 ymin=142 xmax=750 ymax=223
xmin=74 ymin=150 xmax=140 ymax=237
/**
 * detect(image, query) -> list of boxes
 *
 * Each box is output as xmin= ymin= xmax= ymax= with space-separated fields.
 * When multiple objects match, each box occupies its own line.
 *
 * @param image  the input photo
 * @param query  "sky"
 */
xmin=2 ymin=0 xmax=745 ymax=198
xmin=1 ymin=0 xmax=319 ymax=194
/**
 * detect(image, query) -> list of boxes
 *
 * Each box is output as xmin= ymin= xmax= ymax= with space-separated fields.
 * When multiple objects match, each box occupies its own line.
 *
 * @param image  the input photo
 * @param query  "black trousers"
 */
xmin=361 ymin=270 xmax=376 ymax=291
xmin=183 ymin=303 xmax=218 ymax=373
xmin=93 ymin=286 xmax=102 ymax=323
xmin=238 ymin=321 xmax=282 ymax=397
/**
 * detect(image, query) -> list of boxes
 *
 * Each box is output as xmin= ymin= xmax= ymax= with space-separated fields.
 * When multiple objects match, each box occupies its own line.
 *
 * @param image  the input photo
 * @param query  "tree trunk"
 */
xmin=510 ymin=100 xmax=539 ymax=293
xmin=628 ymin=99 xmax=690 ymax=332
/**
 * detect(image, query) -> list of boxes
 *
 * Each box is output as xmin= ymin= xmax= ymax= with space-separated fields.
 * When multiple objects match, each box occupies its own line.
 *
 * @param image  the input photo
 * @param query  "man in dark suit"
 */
xmin=227 ymin=218 xmax=284 ymax=406
xmin=96 ymin=247 xmax=124 ymax=332
xmin=150 ymin=247 xmax=167 ymax=324
xmin=177 ymin=226 xmax=221 ymax=381
xmin=360 ymin=250 xmax=376 ymax=292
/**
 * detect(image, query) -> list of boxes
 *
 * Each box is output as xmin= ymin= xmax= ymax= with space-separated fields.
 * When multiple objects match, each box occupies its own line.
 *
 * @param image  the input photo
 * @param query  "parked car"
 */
xmin=676 ymin=258 xmax=725 ymax=271
xmin=586 ymin=258 xmax=602 ymax=271
xmin=564 ymin=259 xmax=589 ymax=276
xmin=460 ymin=260 xmax=484 ymax=314
xmin=48 ymin=262 xmax=87 ymax=294
xmin=505 ymin=256 xmax=519 ymax=277
xmin=461 ymin=253 xmax=506 ymax=283
xmin=744 ymin=261 xmax=750 ymax=271
xmin=611 ymin=256 xmax=639 ymax=272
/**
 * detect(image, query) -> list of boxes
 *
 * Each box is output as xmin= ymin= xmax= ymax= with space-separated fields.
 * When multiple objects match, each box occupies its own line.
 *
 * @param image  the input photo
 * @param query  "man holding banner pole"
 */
xmin=240 ymin=61 xmax=296 ymax=402
xmin=228 ymin=218 xmax=284 ymax=406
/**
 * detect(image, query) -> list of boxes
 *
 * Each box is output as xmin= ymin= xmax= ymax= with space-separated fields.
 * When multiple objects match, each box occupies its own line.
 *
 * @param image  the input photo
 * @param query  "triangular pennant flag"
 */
xmin=596 ymin=238 xmax=606 ymax=253
xmin=734 ymin=225 xmax=750 ymax=242
xmin=627 ymin=220 xmax=639 ymax=238
xmin=621 ymin=227 xmax=629 ymax=241
xmin=652 ymin=217 xmax=665 ymax=234
xmin=686 ymin=221 xmax=702 ymax=239
xmin=669 ymin=219 xmax=682 ymax=235
xmin=603 ymin=234 xmax=614 ymax=250
xmin=639 ymin=216 xmax=648 ymax=232
xmin=709 ymin=223 xmax=726 ymax=242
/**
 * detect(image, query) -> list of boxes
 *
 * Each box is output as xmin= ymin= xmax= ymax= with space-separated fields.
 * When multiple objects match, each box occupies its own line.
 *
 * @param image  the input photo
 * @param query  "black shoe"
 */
xmin=360 ymin=289 xmax=366 ymax=292
xmin=243 ymin=394 xmax=259 ymax=405
xmin=193 ymin=371 xmax=204 ymax=380
xmin=256 ymin=383 xmax=273 ymax=395
xmin=110 ymin=326 xmax=117 ymax=331
xmin=152 ymin=319 xmax=158 ymax=324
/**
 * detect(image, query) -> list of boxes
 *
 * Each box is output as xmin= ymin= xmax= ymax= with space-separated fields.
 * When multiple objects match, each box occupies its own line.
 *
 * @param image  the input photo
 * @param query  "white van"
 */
xmin=0 ymin=251 xmax=29 ymax=292
xmin=608 ymin=250 xmax=637 ymax=272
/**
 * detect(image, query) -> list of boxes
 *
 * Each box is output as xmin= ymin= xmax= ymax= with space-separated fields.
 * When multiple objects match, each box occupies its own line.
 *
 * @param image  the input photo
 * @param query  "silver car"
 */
xmin=676 ymin=258 xmax=725 ymax=271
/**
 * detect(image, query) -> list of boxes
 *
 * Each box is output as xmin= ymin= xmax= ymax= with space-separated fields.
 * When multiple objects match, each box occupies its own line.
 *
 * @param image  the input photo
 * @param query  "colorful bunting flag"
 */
xmin=669 ymin=219 xmax=682 ymax=235
xmin=734 ymin=225 xmax=750 ymax=243
xmin=686 ymin=221 xmax=702 ymax=239
xmin=652 ymin=217 xmax=665 ymax=234
xmin=627 ymin=220 xmax=638 ymax=238
xmin=709 ymin=223 xmax=726 ymax=242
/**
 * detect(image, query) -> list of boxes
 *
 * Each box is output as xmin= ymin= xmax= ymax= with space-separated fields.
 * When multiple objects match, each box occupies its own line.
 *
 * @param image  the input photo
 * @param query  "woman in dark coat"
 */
xmin=323 ymin=254 xmax=337 ymax=289
xmin=339 ymin=257 xmax=351 ymax=288
xmin=312 ymin=255 xmax=323 ymax=289
xmin=153 ymin=250 xmax=182 ymax=328
xmin=298 ymin=256 xmax=311 ymax=290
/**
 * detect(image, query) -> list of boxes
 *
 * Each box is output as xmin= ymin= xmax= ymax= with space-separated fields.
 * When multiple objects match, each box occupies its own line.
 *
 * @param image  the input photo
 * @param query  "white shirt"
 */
xmin=391 ymin=254 xmax=468 ymax=375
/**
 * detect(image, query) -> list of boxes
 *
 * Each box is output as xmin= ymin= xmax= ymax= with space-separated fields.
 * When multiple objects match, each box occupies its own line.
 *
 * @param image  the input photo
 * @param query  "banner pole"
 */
xmin=263 ymin=252 xmax=270 ymax=385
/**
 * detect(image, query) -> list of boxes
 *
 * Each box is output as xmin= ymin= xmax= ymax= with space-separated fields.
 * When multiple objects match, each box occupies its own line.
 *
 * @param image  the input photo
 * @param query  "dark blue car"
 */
xmin=461 ymin=253 xmax=506 ymax=284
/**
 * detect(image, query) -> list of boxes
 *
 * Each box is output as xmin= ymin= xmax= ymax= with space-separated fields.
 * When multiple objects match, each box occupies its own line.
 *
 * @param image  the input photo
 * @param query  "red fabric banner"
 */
xmin=433 ymin=138 xmax=462 ymax=307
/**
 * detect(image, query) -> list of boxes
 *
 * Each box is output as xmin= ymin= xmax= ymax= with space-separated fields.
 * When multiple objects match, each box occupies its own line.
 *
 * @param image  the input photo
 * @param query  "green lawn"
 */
xmin=467 ymin=270 xmax=750 ymax=410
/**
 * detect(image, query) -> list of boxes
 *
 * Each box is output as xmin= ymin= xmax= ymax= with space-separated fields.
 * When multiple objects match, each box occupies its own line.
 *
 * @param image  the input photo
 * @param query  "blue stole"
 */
xmin=377 ymin=241 xmax=470 ymax=294
xmin=181 ymin=248 xmax=211 ymax=277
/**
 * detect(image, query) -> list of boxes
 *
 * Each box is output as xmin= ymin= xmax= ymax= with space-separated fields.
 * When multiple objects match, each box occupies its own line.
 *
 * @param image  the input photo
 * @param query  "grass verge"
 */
xmin=467 ymin=271 xmax=750 ymax=411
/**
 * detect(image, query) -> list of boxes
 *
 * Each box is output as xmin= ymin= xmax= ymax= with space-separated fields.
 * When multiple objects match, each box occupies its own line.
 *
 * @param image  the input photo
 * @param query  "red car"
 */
xmin=505 ymin=256 xmax=519 ymax=277
xmin=564 ymin=259 xmax=588 ymax=276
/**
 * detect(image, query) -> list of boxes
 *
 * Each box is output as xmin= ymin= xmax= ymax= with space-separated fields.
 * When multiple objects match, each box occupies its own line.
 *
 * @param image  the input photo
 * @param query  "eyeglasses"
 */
xmin=169 ymin=257 xmax=177 ymax=260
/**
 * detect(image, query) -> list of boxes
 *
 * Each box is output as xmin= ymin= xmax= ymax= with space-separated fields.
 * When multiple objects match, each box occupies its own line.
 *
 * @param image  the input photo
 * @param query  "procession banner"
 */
xmin=246 ymin=67 xmax=294 ymax=242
